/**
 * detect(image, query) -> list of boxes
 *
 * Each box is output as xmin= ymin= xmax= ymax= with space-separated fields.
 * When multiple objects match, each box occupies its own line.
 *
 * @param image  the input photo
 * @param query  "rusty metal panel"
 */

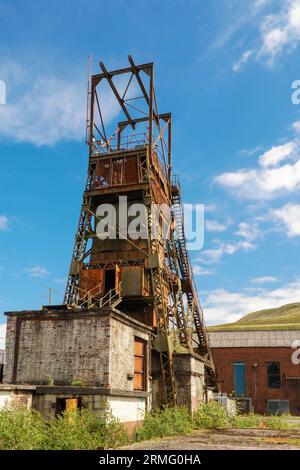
xmin=121 ymin=266 xmax=143 ymax=296
xmin=79 ymin=268 xmax=104 ymax=298
xmin=124 ymin=155 xmax=139 ymax=184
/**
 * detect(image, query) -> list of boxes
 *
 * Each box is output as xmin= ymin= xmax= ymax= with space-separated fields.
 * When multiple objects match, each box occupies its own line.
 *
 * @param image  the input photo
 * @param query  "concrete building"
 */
xmin=0 ymin=305 xmax=205 ymax=433
xmin=208 ymin=304 xmax=300 ymax=415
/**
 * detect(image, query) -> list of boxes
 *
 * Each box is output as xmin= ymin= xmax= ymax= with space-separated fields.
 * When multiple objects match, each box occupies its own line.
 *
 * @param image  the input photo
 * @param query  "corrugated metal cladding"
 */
xmin=121 ymin=266 xmax=143 ymax=296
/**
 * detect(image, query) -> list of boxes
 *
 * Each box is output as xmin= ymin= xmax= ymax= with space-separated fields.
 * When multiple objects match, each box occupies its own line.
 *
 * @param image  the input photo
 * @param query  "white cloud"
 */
xmin=233 ymin=0 xmax=300 ymax=69
xmin=0 ymin=58 xmax=121 ymax=146
xmin=53 ymin=278 xmax=66 ymax=284
xmin=199 ymin=239 xmax=256 ymax=264
xmin=250 ymin=275 xmax=279 ymax=284
xmin=272 ymin=202 xmax=300 ymax=236
xmin=216 ymin=138 xmax=300 ymax=199
xmin=203 ymin=276 xmax=300 ymax=325
xmin=292 ymin=120 xmax=300 ymax=133
xmin=232 ymin=50 xmax=254 ymax=72
xmin=0 ymin=323 xmax=6 ymax=347
xmin=24 ymin=266 xmax=49 ymax=278
xmin=235 ymin=221 xmax=262 ymax=242
xmin=0 ymin=215 xmax=8 ymax=231
xmin=206 ymin=219 xmax=227 ymax=233
xmin=258 ymin=141 xmax=296 ymax=167
xmin=239 ymin=146 xmax=265 ymax=157
xmin=193 ymin=266 xmax=214 ymax=276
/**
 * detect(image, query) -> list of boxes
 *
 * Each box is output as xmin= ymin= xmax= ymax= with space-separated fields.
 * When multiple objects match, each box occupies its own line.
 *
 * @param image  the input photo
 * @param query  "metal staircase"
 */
xmin=171 ymin=177 xmax=216 ymax=384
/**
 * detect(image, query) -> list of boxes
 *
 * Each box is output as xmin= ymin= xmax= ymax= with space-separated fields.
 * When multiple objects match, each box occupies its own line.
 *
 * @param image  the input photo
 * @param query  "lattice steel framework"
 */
xmin=64 ymin=56 xmax=216 ymax=404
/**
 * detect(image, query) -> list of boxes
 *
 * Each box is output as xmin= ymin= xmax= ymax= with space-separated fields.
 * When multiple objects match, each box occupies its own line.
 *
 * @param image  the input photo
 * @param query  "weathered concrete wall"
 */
xmin=4 ymin=313 xmax=111 ymax=386
xmin=31 ymin=389 xmax=146 ymax=436
xmin=0 ymin=385 xmax=34 ymax=409
xmin=174 ymin=353 xmax=205 ymax=412
xmin=109 ymin=316 xmax=149 ymax=391
xmin=3 ymin=309 xmax=152 ymax=394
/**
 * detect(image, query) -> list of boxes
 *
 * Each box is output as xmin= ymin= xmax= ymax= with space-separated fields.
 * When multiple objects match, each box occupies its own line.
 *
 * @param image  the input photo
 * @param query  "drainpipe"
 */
xmin=253 ymin=363 xmax=258 ymax=413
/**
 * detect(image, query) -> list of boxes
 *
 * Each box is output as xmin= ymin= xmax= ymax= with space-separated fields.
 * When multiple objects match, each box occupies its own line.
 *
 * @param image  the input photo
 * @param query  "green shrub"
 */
xmin=233 ymin=414 xmax=262 ymax=429
xmin=193 ymin=401 xmax=233 ymax=430
xmin=0 ymin=406 xmax=47 ymax=450
xmin=136 ymin=406 xmax=193 ymax=441
xmin=45 ymin=407 xmax=127 ymax=450
xmin=0 ymin=405 xmax=127 ymax=450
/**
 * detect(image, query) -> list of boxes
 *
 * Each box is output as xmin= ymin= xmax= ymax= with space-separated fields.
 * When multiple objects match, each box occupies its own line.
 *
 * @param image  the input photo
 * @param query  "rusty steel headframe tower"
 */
xmin=64 ymin=56 xmax=216 ymax=405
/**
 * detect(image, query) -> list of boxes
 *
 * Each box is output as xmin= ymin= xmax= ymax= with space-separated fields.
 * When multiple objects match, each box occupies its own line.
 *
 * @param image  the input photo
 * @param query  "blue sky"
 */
xmin=1 ymin=0 xmax=300 ymax=345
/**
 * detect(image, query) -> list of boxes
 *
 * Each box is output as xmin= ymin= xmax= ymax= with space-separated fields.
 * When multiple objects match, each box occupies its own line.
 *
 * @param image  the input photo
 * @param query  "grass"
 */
xmin=0 ymin=403 xmax=297 ymax=449
xmin=207 ymin=302 xmax=300 ymax=331
xmin=233 ymin=413 xmax=293 ymax=431
xmin=0 ymin=406 xmax=127 ymax=450
xmin=135 ymin=406 xmax=193 ymax=441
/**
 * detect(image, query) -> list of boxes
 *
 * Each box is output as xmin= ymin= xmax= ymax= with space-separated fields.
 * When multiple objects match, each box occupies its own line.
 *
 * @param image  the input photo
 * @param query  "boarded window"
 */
xmin=134 ymin=338 xmax=147 ymax=391
xmin=267 ymin=362 xmax=281 ymax=389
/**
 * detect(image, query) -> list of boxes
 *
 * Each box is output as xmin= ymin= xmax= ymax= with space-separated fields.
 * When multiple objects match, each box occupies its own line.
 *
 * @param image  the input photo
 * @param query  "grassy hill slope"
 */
xmin=207 ymin=302 xmax=300 ymax=331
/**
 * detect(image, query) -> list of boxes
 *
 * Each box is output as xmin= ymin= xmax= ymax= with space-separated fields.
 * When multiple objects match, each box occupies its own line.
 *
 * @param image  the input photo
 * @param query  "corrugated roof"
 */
xmin=209 ymin=329 xmax=300 ymax=348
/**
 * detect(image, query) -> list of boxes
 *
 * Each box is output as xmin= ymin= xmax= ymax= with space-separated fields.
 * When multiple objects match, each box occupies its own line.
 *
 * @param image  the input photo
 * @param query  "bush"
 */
xmin=135 ymin=406 xmax=193 ymax=441
xmin=193 ymin=401 xmax=233 ymax=430
xmin=45 ymin=407 xmax=127 ymax=450
xmin=0 ymin=405 xmax=127 ymax=450
xmin=0 ymin=406 xmax=47 ymax=450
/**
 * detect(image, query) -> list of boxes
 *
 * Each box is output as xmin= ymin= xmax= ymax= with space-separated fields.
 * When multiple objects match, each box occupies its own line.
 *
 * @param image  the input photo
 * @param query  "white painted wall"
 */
xmin=0 ymin=391 xmax=11 ymax=409
xmin=107 ymin=396 xmax=146 ymax=423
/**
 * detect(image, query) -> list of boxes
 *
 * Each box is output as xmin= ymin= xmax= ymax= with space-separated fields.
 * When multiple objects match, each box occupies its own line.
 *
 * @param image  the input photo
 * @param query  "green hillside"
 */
xmin=207 ymin=302 xmax=300 ymax=332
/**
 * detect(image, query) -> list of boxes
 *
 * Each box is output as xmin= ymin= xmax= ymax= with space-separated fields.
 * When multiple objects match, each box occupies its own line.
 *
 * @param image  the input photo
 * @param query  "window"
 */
xmin=134 ymin=338 xmax=147 ymax=391
xmin=267 ymin=362 xmax=281 ymax=388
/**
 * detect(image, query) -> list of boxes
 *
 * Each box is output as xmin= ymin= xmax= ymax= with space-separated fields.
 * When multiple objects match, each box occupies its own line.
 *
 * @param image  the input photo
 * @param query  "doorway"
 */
xmin=105 ymin=269 xmax=115 ymax=294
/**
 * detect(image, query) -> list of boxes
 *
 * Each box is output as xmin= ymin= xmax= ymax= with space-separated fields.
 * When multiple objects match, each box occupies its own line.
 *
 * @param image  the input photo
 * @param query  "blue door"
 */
xmin=233 ymin=363 xmax=246 ymax=396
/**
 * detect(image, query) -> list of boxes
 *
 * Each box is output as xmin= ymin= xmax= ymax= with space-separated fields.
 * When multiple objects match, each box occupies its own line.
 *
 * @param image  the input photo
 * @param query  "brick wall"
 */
xmin=3 ymin=309 xmax=151 ymax=393
xmin=109 ymin=317 xmax=149 ymax=391
xmin=212 ymin=347 xmax=300 ymax=414
xmin=173 ymin=353 xmax=205 ymax=412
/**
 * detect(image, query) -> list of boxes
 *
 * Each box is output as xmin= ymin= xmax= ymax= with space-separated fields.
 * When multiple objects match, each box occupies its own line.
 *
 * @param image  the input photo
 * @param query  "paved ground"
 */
xmin=125 ymin=428 xmax=300 ymax=450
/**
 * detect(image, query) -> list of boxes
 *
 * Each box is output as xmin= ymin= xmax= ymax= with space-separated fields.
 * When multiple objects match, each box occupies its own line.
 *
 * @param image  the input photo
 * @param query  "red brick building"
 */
xmin=208 ymin=329 xmax=300 ymax=415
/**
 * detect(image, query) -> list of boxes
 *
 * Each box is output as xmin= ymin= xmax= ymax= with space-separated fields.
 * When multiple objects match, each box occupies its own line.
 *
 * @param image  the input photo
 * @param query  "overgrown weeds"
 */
xmin=135 ymin=406 xmax=193 ymax=441
xmin=0 ymin=405 xmax=127 ymax=450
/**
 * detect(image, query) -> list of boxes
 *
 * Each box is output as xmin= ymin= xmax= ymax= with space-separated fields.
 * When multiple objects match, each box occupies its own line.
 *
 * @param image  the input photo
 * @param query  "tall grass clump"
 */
xmin=135 ymin=406 xmax=193 ymax=441
xmin=0 ymin=406 xmax=47 ymax=450
xmin=0 ymin=405 xmax=127 ymax=450
xmin=193 ymin=401 xmax=233 ymax=430
xmin=45 ymin=407 xmax=127 ymax=449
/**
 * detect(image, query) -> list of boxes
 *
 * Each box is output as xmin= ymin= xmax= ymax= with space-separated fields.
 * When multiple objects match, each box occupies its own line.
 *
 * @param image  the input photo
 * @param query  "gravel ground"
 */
xmin=124 ymin=428 xmax=300 ymax=450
